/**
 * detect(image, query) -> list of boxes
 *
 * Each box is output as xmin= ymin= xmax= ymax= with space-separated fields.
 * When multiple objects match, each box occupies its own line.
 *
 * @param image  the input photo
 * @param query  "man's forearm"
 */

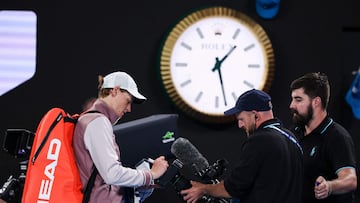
xmin=204 ymin=181 xmax=232 ymax=199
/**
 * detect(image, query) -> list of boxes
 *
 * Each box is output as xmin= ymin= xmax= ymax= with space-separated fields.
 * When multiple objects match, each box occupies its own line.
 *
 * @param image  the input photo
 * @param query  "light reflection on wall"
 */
xmin=0 ymin=10 xmax=37 ymax=96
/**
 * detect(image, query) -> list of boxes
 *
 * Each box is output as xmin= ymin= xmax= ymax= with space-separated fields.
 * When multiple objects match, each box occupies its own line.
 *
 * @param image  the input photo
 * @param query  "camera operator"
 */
xmin=180 ymin=89 xmax=304 ymax=203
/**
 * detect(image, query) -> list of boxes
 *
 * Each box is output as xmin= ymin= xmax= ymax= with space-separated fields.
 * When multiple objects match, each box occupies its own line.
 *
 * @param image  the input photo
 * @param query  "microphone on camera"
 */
xmin=170 ymin=137 xmax=209 ymax=172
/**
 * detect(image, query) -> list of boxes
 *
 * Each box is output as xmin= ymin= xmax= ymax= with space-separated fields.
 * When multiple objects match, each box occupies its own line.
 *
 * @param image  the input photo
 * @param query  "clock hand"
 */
xmin=212 ymin=57 xmax=227 ymax=106
xmin=211 ymin=46 xmax=237 ymax=106
xmin=216 ymin=60 xmax=227 ymax=106
xmin=212 ymin=45 xmax=237 ymax=71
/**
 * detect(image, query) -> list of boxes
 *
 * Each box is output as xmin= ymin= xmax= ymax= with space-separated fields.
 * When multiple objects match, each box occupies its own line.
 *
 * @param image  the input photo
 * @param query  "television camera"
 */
xmin=156 ymin=137 xmax=230 ymax=203
xmin=0 ymin=129 xmax=34 ymax=202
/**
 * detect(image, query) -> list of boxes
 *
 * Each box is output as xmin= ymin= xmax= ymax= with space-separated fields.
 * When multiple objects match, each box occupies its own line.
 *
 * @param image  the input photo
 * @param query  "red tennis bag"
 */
xmin=22 ymin=108 xmax=83 ymax=203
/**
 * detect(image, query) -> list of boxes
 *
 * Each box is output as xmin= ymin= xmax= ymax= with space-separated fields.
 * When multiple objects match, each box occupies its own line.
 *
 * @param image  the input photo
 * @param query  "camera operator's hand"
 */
xmin=180 ymin=181 xmax=206 ymax=203
xmin=150 ymin=156 xmax=169 ymax=179
xmin=181 ymin=180 xmax=231 ymax=203
xmin=0 ymin=199 xmax=6 ymax=203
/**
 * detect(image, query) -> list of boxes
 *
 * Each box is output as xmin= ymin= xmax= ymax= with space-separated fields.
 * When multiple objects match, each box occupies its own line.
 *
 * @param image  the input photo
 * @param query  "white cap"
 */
xmin=102 ymin=71 xmax=146 ymax=103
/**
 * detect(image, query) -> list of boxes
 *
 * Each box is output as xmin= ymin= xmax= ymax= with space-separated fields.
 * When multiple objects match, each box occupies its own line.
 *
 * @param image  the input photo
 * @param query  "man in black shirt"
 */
xmin=180 ymin=89 xmax=304 ymax=203
xmin=289 ymin=72 xmax=357 ymax=203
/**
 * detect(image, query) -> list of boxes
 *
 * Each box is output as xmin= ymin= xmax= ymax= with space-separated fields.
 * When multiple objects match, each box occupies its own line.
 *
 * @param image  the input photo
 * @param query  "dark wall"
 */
xmin=1 ymin=0 xmax=360 ymax=202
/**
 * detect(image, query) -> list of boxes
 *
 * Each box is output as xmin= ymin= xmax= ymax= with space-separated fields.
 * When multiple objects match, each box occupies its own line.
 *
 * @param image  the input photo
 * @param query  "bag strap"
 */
xmin=81 ymin=110 xmax=101 ymax=203
xmin=82 ymin=166 xmax=98 ymax=203
xmin=32 ymin=112 xmax=64 ymax=164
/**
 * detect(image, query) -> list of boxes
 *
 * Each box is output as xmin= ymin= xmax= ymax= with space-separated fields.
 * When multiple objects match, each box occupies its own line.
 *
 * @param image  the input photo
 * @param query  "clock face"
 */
xmin=159 ymin=7 xmax=275 ymax=123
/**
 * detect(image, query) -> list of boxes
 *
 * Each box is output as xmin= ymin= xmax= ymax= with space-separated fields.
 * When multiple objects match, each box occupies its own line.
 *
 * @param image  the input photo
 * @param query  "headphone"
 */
xmin=253 ymin=113 xmax=257 ymax=131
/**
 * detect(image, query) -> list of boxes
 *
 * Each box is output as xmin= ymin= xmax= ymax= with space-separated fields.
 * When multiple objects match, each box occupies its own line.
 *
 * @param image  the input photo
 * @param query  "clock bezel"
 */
xmin=159 ymin=6 xmax=275 ymax=124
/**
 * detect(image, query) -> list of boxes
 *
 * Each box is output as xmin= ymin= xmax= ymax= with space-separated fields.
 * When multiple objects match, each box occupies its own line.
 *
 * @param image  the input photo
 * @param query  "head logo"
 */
xmin=38 ymin=138 xmax=61 ymax=202
xmin=162 ymin=131 xmax=175 ymax=143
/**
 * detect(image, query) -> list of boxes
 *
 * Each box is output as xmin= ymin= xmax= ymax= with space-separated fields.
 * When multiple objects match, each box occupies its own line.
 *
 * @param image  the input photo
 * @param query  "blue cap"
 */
xmin=256 ymin=0 xmax=280 ymax=20
xmin=346 ymin=73 xmax=360 ymax=120
xmin=224 ymin=89 xmax=272 ymax=116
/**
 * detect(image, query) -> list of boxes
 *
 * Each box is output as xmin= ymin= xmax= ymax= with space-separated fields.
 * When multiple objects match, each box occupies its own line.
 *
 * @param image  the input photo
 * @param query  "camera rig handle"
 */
xmin=0 ymin=175 xmax=20 ymax=202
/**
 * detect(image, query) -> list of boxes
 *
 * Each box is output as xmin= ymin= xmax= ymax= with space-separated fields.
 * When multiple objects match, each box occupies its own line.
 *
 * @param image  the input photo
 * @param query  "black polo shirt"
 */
xmin=293 ymin=116 xmax=356 ymax=203
xmin=224 ymin=118 xmax=303 ymax=203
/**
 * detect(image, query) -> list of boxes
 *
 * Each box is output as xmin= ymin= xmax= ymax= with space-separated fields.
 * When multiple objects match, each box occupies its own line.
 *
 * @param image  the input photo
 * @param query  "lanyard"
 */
xmin=264 ymin=123 xmax=303 ymax=154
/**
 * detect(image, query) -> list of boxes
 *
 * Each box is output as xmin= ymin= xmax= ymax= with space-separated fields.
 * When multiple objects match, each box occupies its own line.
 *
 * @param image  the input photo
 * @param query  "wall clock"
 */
xmin=158 ymin=6 xmax=275 ymax=124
